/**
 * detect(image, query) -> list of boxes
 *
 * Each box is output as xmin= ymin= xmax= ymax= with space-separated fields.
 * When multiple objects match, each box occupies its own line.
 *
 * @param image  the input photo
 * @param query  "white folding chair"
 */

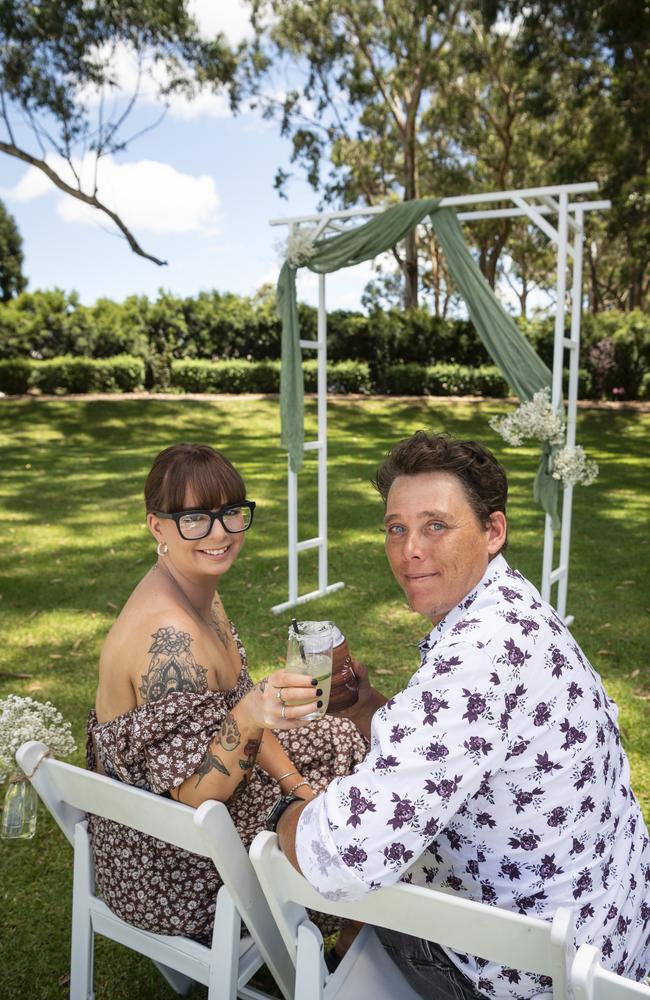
xmin=17 ymin=741 xmax=295 ymax=1000
xmin=572 ymin=945 xmax=650 ymax=1000
xmin=250 ymin=830 xmax=576 ymax=1000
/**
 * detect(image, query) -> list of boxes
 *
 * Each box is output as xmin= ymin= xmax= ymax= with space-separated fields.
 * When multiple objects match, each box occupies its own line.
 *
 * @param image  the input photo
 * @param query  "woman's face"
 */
xmin=149 ymin=485 xmax=246 ymax=581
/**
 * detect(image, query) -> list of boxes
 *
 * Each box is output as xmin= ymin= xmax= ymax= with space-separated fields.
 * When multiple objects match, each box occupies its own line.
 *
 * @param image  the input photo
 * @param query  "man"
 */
xmin=272 ymin=431 xmax=650 ymax=999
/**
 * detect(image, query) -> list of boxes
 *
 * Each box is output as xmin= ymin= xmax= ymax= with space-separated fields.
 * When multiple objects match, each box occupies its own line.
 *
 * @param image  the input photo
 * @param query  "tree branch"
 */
xmin=0 ymin=141 xmax=167 ymax=266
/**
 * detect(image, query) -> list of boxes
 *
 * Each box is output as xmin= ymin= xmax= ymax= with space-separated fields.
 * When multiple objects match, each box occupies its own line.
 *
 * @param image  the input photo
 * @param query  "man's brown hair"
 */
xmin=374 ymin=431 xmax=508 ymax=528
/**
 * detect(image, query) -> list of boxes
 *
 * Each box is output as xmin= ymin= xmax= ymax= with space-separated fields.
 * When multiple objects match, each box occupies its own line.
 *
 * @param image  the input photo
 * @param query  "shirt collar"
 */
xmin=418 ymin=553 xmax=510 ymax=656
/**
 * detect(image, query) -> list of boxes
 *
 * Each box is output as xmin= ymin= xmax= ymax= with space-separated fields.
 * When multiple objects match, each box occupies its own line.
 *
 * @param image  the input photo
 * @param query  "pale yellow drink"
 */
xmin=286 ymin=622 xmax=333 ymax=720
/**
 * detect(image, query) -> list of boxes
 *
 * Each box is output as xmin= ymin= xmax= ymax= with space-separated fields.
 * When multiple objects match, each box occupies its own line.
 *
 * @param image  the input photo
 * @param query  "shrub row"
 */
xmin=0 ymin=288 xmax=647 ymax=398
xmin=0 ymin=355 xmax=567 ymax=399
xmin=385 ymin=363 xmax=509 ymax=397
xmin=169 ymin=359 xmax=373 ymax=394
xmin=0 ymin=355 xmax=145 ymax=395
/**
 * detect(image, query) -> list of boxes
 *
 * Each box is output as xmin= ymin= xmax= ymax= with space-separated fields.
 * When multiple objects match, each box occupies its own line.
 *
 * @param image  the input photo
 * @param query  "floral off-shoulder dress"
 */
xmin=86 ymin=624 xmax=367 ymax=943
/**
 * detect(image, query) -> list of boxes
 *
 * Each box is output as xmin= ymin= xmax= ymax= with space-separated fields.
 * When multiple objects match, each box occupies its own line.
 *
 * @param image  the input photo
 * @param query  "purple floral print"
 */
xmin=295 ymin=555 xmax=650 ymax=999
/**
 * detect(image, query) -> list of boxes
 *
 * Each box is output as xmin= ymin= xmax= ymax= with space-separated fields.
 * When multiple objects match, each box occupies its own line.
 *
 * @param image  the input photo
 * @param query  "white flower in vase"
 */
xmin=0 ymin=695 xmax=76 ymax=839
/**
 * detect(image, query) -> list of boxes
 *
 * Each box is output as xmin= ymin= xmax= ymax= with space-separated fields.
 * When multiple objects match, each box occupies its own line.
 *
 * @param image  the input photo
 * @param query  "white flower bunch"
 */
xmin=0 ymin=695 xmax=76 ymax=783
xmin=284 ymin=226 xmax=318 ymax=267
xmin=489 ymin=388 xmax=566 ymax=447
xmin=551 ymin=445 xmax=599 ymax=488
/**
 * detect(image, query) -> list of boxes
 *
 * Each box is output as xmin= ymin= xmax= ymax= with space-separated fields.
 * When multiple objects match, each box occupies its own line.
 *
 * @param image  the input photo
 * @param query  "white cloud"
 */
xmin=188 ymin=0 xmax=254 ymax=45
xmin=2 ymin=154 xmax=220 ymax=236
xmin=0 ymin=168 xmax=52 ymax=202
xmin=76 ymin=42 xmax=234 ymax=121
xmin=167 ymin=88 xmax=232 ymax=121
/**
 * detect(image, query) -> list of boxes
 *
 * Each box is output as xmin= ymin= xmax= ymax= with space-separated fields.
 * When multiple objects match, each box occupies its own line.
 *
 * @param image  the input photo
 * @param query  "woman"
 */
xmin=87 ymin=443 xmax=367 ymax=943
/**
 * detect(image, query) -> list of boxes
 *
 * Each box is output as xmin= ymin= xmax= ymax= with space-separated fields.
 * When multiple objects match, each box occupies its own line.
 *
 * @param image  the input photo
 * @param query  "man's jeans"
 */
xmin=376 ymin=927 xmax=485 ymax=1000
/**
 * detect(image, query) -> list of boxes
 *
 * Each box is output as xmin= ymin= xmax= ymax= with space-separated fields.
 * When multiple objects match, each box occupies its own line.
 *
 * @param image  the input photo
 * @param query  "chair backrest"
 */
xmin=250 ymin=830 xmax=575 ymax=998
xmin=17 ymin=741 xmax=295 ymax=998
xmin=572 ymin=945 xmax=650 ymax=1000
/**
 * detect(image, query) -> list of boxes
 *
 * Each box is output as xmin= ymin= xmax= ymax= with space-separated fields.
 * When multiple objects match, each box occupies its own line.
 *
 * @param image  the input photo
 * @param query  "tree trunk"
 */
xmin=403 ymin=230 xmax=419 ymax=309
xmin=402 ymin=113 xmax=419 ymax=309
xmin=520 ymin=276 xmax=528 ymax=319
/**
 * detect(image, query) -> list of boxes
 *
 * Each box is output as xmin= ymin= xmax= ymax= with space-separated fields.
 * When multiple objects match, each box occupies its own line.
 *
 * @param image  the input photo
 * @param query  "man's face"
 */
xmin=384 ymin=471 xmax=506 ymax=625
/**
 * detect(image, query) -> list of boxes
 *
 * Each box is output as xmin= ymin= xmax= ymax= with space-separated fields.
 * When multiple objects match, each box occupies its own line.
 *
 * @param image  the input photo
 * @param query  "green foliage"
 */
xmin=0 ymin=357 xmax=31 ymax=394
xmin=0 ymin=287 xmax=645 ymax=397
xmin=171 ymin=358 xmax=281 ymax=393
xmin=171 ymin=358 xmax=371 ymax=395
xmin=27 ymin=356 xmax=145 ymax=395
xmin=385 ymin=363 xmax=509 ymax=397
xmin=0 ymin=199 xmax=27 ymax=302
xmin=582 ymin=310 xmax=650 ymax=400
xmin=247 ymin=1 xmax=650 ymax=311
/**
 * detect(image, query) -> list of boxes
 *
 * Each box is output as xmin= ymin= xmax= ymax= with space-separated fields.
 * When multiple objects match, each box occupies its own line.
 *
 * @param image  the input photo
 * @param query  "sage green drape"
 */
xmin=278 ymin=197 xmax=559 ymax=522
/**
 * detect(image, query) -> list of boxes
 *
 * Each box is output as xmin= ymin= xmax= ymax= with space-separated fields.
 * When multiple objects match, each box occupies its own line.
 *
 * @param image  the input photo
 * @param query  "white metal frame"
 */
xmin=270 ymin=182 xmax=609 ymax=618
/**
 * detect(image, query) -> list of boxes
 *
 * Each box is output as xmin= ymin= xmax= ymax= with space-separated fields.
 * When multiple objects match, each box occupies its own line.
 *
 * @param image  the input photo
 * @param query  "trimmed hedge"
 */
xmin=0 ymin=355 xmax=145 ymax=395
xmin=170 ymin=359 xmax=372 ymax=394
xmin=0 ymin=356 xmax=598 ymax=399
xmin=385 ymin=363 xmax=510 ymax=397
xmin=170 ymin=359 xmax=281 ymax=393
xmin=384 ymin=363 xmax=593 ymax=398
xmin=0 ymin=357 xmax=31 ymax=394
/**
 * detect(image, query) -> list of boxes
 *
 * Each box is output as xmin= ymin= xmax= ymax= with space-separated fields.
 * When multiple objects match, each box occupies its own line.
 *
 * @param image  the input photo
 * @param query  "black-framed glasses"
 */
xmin=152 ymin=501 xmax=256 ymax=540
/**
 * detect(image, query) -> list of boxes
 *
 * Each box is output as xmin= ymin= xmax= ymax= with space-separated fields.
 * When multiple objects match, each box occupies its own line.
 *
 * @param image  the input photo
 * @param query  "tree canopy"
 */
xmin=0 ymin=0 xmax=239 ymax=264
xmin=0 ymin=199 xmax=26 ymax=302
xmin=245 ymin=0 xmax=649 ymax=313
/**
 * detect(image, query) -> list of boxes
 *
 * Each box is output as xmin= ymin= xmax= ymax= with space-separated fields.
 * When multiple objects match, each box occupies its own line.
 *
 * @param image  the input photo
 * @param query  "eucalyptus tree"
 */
xmin=0 ymin=1 xmax=239 ymax=265
xmin=487 ymin=0 xmax=650 ymax=311
xmin=247 ymin=0 xmax=466 ymax=308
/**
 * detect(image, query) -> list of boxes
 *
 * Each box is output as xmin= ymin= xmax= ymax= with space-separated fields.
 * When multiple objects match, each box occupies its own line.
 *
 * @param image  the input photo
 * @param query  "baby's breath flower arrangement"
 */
xmin=283 ymin=226 xmax=318 ymax=267
xmin=489 ymin=388 xmax=566 ymax=448
xmin=0 ymin=695 xmax=76 ymax=839
xmin=551 ymin=445 xmax=599 ymax=488
xmin=490 ymin=388 xmax=598 ymax=490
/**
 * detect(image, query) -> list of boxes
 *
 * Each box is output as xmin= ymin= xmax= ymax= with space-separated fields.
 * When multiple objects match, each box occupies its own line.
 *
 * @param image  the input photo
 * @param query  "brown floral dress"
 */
xmin=86 ymin=625 xmax=368 ymax=943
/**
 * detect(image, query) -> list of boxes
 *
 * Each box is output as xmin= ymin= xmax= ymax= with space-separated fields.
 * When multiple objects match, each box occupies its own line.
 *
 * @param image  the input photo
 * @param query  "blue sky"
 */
xmin=0 ymin=0 xmax=377 ymax=311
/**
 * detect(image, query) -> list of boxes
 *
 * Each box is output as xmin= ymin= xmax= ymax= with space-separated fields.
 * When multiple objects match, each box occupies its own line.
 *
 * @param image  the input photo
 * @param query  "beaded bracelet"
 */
xmin=287 ymin=779 xmax=310 ymax=796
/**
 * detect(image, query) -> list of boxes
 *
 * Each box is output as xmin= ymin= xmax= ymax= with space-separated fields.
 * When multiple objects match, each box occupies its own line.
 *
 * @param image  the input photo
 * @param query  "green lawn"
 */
xmin=0 ymin=396 xmax=648 ymax=1000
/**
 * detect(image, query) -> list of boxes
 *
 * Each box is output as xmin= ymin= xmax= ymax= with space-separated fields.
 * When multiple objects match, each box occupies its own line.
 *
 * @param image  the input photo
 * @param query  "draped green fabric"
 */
xmin=277 ymin=197 xmax=559 ymax=523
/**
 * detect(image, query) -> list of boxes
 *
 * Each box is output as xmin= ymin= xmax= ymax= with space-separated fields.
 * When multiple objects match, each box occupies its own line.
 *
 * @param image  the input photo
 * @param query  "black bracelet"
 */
xmin=265 ymin=793 xmax=305 ymax=832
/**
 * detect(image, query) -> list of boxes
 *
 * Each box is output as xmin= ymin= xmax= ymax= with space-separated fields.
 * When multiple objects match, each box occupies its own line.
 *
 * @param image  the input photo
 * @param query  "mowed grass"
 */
xmin=0 ymin=396 xmax=648 ymax=1000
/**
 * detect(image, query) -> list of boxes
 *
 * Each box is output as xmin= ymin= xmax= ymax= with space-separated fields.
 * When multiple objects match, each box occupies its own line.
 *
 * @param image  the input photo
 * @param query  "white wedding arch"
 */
xmin=269 ymin=182 xmax=609 ymax=623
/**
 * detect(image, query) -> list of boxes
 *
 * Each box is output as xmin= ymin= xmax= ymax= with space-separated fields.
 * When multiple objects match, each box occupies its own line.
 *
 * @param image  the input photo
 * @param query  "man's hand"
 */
xmin=330 ymin=659 xmax=388 ymax=741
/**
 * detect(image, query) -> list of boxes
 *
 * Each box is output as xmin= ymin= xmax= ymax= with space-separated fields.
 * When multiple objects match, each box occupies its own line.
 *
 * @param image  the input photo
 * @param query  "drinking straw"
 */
xmin=291 ymin=618 xmax=307 ymax=663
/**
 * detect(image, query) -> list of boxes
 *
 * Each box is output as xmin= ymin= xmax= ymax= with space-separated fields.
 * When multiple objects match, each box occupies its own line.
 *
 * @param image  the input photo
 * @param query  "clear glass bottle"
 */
xmin=1 ymin=777 xmax=38 ymax=840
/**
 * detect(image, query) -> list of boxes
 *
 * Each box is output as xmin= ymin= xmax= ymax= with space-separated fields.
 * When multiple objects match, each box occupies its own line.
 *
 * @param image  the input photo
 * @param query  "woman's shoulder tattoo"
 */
xmin=139 ymin=625 xmax=209 ymax=703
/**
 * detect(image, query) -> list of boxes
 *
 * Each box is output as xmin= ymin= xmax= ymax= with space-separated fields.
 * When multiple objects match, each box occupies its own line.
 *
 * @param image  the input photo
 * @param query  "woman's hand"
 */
xmin=241 ymin=670 xmax=322 ymax=730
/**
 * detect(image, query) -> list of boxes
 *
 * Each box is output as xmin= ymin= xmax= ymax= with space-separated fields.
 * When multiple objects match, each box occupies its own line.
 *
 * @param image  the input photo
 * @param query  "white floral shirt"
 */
xmin=296 ymin=556 xmax=650 ymax=998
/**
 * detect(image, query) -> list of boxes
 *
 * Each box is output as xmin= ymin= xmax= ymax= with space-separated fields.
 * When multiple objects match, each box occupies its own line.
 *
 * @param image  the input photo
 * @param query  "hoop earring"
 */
xmin=157 ymin=542 xmax=168 ymax=557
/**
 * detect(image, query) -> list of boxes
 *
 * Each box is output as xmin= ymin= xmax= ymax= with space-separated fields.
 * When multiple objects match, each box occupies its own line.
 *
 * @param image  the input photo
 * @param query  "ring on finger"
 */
xmin=276 ymin=688 xmax=283 ymax=702
xmin=281 ymin=704 xmax=287 ymax=721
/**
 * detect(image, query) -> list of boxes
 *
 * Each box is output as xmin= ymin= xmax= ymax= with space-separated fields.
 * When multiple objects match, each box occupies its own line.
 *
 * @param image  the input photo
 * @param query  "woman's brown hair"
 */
xmin=145 ymin=444 xmax=246 ymax=513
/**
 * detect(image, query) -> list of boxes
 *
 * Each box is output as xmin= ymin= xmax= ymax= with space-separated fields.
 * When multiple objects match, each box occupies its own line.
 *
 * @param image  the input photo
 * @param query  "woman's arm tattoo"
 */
xmin=139 ymin=626 xmax=208 ymax=702
xmin=194 ymin=746 xmax=230 ymax=787
xmin=219 ymin=713 xmax=241 ymax=752
xmin=239 ymin=738 xmax=261 ymax=775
